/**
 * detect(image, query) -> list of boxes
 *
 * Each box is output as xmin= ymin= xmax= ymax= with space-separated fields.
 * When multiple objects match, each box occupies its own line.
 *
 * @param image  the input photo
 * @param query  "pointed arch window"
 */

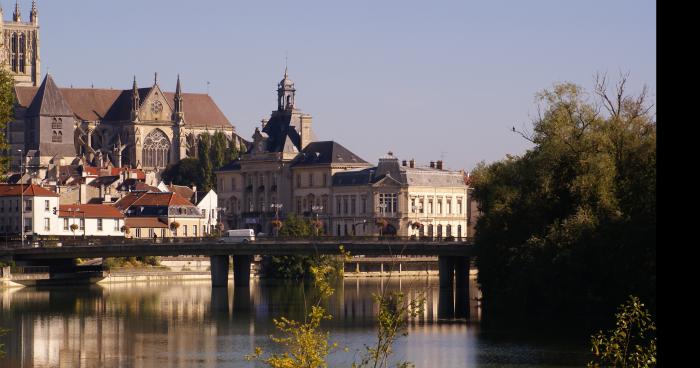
xmin=142 ymin=129 xmax=171 ymax=168
xmin=19 ymin=33 xmax=26 ymax=73
xmin=11 ymin=33 xmax=18 ymax=72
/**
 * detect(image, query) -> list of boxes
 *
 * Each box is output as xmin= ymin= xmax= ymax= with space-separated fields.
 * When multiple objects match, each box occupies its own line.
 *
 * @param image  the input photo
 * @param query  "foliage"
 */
xmin=588 ymin=296 xmax=656 ymax=368
xmin=0 ymin=327 xmax=7 ymax=358
xmin=268 ymin=214 xmax=330 ymax=278
xmin=103 ymin=256 xmax=161 ymax=269
xmin=226 ymin=136 xmax=240 ymax=163
xmin=471 ymin=74 xmax=656 ymax=326
xmin=353 ymin=291 xmax=425 ymax=368
xmin=161 ymin=158 xmax=203 ymax=187
xmin=198 ymin=132 xmax=214 ymax=191
xmin=169 ymin=222 xmax=181 ymax=231
xmin=247 ymin=246 xmax=349 ymax=367
xmin=211 ymin=131 xmax=228 ymax=169
xmin=0 ymin=69 xmax=13 ymax=180
xmin=69 ymin=224 xmax=79 ymax=233
xmin=121 ymin=225 xmax=130 ymax=235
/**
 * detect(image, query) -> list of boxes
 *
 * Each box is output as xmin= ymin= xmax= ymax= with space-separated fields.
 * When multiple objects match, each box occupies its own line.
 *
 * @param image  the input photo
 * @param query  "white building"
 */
xmin=195 ymin=189 xmax=219 ymax=234
xmin=0 ymin=184 xmax=125 ymax=238
xmin=0 ymin=184 xmax=60 ymax=237
xmin=57 ymin=204 xmax=125 ymax=237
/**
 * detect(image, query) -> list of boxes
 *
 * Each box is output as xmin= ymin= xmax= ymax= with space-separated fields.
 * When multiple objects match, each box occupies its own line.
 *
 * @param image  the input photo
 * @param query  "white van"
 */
xmin=219 ymin=229 xmax=255 ymax=243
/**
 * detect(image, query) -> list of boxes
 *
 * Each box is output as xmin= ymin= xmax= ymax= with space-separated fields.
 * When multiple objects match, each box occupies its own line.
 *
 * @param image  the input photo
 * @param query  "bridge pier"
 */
xmin=210 ymin=255 xmax=230 ymax=287
xmin=454 ymin=256 xmax=470 ymax=319
xmin=438 ymin=256 xmax=470 ymax=319
xmin=438 ymin=256 xmax=455 ymax=319
xmin=233 ymin=255 xmax=252 ymax=287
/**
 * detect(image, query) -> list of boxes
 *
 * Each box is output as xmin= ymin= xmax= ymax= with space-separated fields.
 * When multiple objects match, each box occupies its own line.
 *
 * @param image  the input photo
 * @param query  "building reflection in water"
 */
xmin=0 ymin=275 xmax=481 ymax=368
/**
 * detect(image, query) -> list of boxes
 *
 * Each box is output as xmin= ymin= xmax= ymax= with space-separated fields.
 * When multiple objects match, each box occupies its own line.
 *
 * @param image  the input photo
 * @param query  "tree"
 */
xmin=471 ymin=74 xmax=655 ymax=327
xmin=197 ymin=133 xmax=214 ymax=191
xmin=225 ymin=136 xmax=240 ymax=163
xmin=169 ymin=221 xmax=181 ymax=236
xmin=588 ymin=296 xmax=656 ymax=368
xmin=70 ymin=224 xmax=79 ymax=238
xmin=0 ymin=69 xmax=14 ymax=180
xmin=211 ymin=131 xmax=227 ymax=169
xmin=161 ymin=158 xmax=204 ymax=188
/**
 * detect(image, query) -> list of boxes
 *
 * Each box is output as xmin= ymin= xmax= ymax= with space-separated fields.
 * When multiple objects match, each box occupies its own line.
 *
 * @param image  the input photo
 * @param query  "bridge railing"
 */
xmin=0 ymin=234 xmax=473 ymax=250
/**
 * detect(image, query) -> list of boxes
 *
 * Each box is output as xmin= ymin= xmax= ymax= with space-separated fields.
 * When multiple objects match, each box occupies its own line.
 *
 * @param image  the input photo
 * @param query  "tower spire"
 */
xmin=13 ymin=0 xmax=21 ymax=22
xmin=174 ymin=74 xmax=184 ymax=123
xmin=30 ymin=0 xmax=38 ymax=25
xmin=153 ymin=72 xmax=158 ymax=85
xmin=131 ymin=76 xmax=140 ymax=121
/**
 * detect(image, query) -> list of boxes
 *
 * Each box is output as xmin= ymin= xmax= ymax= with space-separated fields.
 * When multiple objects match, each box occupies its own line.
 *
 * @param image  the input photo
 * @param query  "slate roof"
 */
xmin=215 ymin=160 xmax=241 ymax=172
xmin=260 ymin=112 xmax=301 ymax=153
xmin=291 ymin=141 xmax=369 ymax=167
xmin=15 ymin=78 xmax=233 ymax=128
xmin=26 ymin=74 xmax=74 ymax=117
xmin=332 ymin=168 xmax=376 ymax=186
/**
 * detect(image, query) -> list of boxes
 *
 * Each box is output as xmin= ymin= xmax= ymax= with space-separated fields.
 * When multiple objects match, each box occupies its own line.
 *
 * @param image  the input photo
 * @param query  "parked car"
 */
xmin=218 ymin=229 xmax=255 ymax=243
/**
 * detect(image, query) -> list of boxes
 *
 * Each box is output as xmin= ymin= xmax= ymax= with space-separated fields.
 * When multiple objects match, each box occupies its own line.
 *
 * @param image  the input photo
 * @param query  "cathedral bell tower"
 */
xmin=277 ymin=66 xmax=296 ymax=111
xmin=3 ymin=0 xmax=41 ymax=86
xmin=174 ymin=74 xmax=187 ymax=160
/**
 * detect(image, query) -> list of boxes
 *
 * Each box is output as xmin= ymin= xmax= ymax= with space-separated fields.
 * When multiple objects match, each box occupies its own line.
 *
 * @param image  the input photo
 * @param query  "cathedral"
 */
xmin=12 ymin=73 xmax=244 ymax=179
xmin=1 ymin=1 xmax=40 ymax=87
xmin=5 ymin=2 xmax=244 ymax=182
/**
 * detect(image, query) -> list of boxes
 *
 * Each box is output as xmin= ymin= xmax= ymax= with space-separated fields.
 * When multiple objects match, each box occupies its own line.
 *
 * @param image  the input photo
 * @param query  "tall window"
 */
xmin=142 ymin=129 xmax=171 ymax=168
xmin=51 ymin=118 xmax=62 ymax=129
xmin=11 ymin=33 xmax=18 ymax=72
xmin=379 ymin=193 xmax=398 ymax=214
xmin=44 ymin=200 xmax=50 ymax=211
xmin=44 ymin=218 xmax=50 ymax=231
xmin=63 ymin=218 xmax=69 ymax=230
xmin=18 ymin=34 xmax=26 ymax=73
xmin=231 ymin=177 xmax=236 ymax=190
xmin=309 ymin=173 xmax=314 ymax=187
xmin=322 ymin=173 xmax=327 ymax=187
xmin=52 ymin=130 xmax=62 ymax=143
xmin=296 ymin=174 xmax=301 ymax=188
xmin=97 ymin=219 xmax=103 ymax=231
xmin=114 ymin=220 xmax=120 ymax=231
xmin=80 ymin=218 xmax=85 ymax=230
xmin=24 ymin=199 xmax=32 ymax=211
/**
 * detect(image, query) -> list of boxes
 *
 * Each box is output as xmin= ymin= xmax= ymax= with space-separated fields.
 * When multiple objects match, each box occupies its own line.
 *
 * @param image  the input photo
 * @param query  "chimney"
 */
xmin=409 ymin=159 xmax=415 ymax=168
xmin=436 ymin=160 xmax=443 ymax=170
xmin=402 ymin=160 xmax=407 ymax=167
xmin=299 ymin=114 xmax=313 ymax=150
xmin=430 ymin=161 xmax=435 ymax=168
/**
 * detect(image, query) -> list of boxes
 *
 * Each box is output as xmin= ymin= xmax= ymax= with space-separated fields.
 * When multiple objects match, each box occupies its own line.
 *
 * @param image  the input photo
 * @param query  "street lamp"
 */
xmin=270 ymin=203 xmax=283 ymax=236
xmin=311 ymin=205 xmax=323 ymax=236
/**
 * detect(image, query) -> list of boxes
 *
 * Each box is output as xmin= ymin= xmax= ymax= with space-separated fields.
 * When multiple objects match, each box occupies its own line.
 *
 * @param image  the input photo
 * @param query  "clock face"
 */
xmin=151 ymin=100 xmax=163 ymax=115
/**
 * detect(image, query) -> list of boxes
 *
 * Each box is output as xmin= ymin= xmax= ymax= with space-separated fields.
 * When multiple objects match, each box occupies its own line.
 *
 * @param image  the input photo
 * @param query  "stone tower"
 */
xmin=1 ymin=0 xmax=41 ymax=86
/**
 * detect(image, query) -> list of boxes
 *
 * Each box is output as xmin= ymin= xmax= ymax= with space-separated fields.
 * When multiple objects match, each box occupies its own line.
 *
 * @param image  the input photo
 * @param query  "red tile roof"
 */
xmin=0 ymin=184 xmax=60 ymax=197
xmin=125 ymin=217 xmax=168 ymax=228
xmin=114 ymin=191 xmax=195 ymax=209
xmin=58 ymin=204 xmax=124 ymax=218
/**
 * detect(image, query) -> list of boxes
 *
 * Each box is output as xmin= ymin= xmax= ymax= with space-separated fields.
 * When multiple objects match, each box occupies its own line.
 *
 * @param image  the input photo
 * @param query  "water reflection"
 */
xmin=0 ymin=276 xmax=587 ymax=368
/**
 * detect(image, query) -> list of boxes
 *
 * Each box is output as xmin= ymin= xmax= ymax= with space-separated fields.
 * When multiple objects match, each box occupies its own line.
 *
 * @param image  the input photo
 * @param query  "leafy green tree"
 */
xmin=197 ymin=132 xmax=214 ymax=191
xmin=588 ymin=296 xmax=656 ymax=368
xmin=471 ymin=74 xmax=655 ymax=327
xmin=225 ymin=136 xmax=240 ymax=162
xmin=161 ymin=158 xmax=204 ymax=187
xmin=268 ymin=214 xmax=327 ymax=278
xmin=0 ymin=69 xmax=14 ymax=180
xmin=211 ymin=130 xmax=227 ymax=169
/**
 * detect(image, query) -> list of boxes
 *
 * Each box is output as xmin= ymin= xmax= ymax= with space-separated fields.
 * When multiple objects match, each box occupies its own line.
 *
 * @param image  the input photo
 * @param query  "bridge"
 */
xmin=1 ymin=237 xmax=476 ymax=318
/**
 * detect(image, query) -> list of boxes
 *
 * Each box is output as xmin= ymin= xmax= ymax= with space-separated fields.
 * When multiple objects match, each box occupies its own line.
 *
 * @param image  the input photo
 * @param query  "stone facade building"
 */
xmin=332 ymin=154 xmax=469 ymax=238
xmin=11 ymin=73 xmax=245 ymax=180
xmin=1 ymin=1 xmax=40 ymax=87
xmin=216 ymin=69 xmax=372 ymax=233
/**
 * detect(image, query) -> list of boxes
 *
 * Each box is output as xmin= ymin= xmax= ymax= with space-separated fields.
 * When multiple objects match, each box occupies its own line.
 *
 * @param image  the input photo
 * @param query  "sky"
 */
xmin=18 ymin=0 xmax=655 ymax=172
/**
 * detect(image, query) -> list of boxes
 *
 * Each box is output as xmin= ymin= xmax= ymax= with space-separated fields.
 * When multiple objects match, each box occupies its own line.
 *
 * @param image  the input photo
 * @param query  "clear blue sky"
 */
xmin=20 ymin=0 xmax=655 ymax=171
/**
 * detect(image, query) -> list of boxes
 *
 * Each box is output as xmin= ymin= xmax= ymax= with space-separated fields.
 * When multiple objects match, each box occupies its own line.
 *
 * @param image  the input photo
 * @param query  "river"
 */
xmin=0 ymin=276 xmax=590 ymax=367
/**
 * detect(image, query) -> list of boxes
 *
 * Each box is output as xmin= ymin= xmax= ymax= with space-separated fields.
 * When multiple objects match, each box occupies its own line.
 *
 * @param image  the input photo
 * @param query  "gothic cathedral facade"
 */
xmin=1 ymin=1 xmax=40 ymax=86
